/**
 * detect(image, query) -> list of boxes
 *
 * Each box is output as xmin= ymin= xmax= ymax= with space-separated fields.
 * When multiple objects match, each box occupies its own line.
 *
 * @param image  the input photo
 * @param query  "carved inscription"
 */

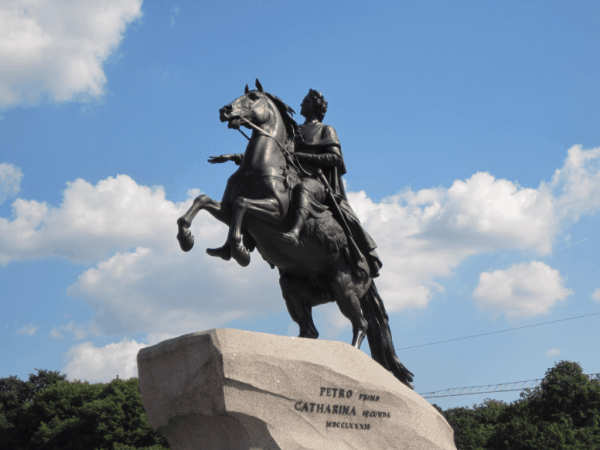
xmin=320 ymin=387 xmax=353 ymax=398
xmin=293 ymin=386 xmax=392 ymax=431
xmin=362 ymin=410 xmax=391 ymax=418
xmin=326 ymin=421 xmax=370 ymax=430
xmin=359 ymin=393 xmax=380 ymax=402
xmin=295 ymin=401 xmax=357 ymax=416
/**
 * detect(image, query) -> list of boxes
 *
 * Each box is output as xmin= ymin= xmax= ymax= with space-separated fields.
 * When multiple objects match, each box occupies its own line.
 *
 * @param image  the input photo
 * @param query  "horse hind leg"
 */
xmin=279 ymin=274 xmax=320 ymax=339
xmin=330 ymin=264 xmax=371 ymax=349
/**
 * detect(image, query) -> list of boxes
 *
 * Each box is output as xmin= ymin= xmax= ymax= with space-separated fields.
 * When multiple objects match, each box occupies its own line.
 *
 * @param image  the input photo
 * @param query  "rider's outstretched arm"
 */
xmin=208 ymin=154 xmax=244 ymax=165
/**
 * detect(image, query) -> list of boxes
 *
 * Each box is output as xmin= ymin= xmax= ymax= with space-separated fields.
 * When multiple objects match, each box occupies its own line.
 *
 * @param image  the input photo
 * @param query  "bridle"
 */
xmin=235 ymin=99 xmax=311 ymax=178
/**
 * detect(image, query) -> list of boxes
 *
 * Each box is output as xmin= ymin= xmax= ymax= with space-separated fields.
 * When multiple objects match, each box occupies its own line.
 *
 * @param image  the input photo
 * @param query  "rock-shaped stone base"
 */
xmin=137 ymin=329 xmax=456 ymax=450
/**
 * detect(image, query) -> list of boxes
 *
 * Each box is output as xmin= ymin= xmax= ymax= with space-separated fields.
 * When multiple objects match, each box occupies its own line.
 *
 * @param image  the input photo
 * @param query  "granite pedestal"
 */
xmin=137 ymin=328 xmax=456 ymax=450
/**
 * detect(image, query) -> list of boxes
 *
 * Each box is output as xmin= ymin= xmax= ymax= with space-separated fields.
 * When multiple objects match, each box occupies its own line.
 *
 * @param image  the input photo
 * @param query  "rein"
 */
xmin=238 ymin=116 xmax=311 ymax=178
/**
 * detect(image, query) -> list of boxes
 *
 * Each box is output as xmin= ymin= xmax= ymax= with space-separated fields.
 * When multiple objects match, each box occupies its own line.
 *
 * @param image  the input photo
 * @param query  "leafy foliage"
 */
xmin=0 ymin=370 xmax=169 ymax=450
xmin=443 ymin=361 xmax=600 ymax=450
xmin=3 ymin=361 xmax=598 ymax=450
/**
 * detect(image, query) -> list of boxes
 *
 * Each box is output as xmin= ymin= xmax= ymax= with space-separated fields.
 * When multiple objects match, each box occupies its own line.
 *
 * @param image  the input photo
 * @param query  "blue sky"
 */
xmin=1 ymin=0 xmax=599 ymax=409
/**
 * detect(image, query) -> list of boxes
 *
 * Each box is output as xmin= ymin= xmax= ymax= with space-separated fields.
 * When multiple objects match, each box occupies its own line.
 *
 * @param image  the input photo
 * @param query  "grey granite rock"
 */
xmin=137 ymin=329 xmax=456 ymax=450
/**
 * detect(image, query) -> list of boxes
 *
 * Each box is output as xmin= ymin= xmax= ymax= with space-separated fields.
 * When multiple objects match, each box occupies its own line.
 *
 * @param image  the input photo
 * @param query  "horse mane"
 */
xmin=264 ymin=92 xmax=300 ymax=143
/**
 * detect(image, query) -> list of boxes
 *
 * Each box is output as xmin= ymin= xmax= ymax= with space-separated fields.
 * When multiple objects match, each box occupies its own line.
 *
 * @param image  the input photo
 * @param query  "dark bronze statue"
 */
xmin=177 ymin=80 xmax=414 ymax=388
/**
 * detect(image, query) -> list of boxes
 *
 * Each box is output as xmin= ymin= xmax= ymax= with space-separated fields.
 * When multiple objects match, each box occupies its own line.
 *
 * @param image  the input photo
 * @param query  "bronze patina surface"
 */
xmin=177 ymin=80 xmax=413 ymax=388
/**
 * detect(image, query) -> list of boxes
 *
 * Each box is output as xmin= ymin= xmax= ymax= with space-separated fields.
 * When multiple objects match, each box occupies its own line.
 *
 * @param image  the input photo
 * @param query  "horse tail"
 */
xmin=360 ymin=283 xmax=414 ymax=389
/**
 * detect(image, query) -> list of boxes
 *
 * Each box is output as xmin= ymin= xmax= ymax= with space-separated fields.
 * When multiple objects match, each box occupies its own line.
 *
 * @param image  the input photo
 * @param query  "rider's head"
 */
xmin=302 ymin=89 xmax=328 ymax=122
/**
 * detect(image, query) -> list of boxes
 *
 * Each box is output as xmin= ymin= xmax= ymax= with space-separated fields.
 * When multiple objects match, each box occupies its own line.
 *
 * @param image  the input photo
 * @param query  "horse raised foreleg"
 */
xmin=176 ymin=194 xmax=232 ymax=252
xmin=227 ymin=196 xmax=282 ymax=267
xmin=330 ymin=264 xmax=372 ymax=349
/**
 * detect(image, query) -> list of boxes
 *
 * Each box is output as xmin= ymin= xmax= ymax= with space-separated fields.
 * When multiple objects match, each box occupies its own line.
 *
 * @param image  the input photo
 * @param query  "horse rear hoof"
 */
xmin=299 ymin=329 xmax=319 ymax=339
xmin=177 ymin=229 xmax=194 ymax=252
xmin=352 ymin=328 xmax=367 ymax=350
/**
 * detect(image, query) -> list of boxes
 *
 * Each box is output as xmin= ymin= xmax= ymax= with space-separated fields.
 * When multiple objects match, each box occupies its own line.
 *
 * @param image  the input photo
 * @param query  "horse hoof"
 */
xmin=231 ymin=244 xmax=251 ymax=267
xmin=279 ymin=231 xmax=300 ymax=246
xmin=352 ymin=329 xmax=367 ymax=349
xmin=206 ymin=245 xmax=232 ymax=261
xmin=299 ymin=330 xmax=319 ymax=339
xmin=177 ymin=228 xmax=194 ymax=252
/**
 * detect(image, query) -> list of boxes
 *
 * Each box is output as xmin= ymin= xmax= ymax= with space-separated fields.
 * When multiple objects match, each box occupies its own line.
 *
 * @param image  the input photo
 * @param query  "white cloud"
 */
xmin=17 ymin=323 xmax=37 ymax=335
xmin=0 ymin=174 xmax=283 ymax=336
xmin=49 ymin=328 xmax=63 ymax=339
xmin=0 ymin=0 xmax=143 ymax=108
xmin=62 ymin=334 xmax=178 ymax=383
xmin=591 ymin=289 xmax=600 ymax=302
xmin=169 ymin=6 xmax=179 ymax=26
xmin=0 ymin=163 xmax=23 ymax=204
xmin=348 ymin=171 xmax=556 ymax=310
xmin=50 ymin=320 xmax=101 ymax=340
xmin=349 ymin=145 xmax=600 ymax=312
xmin=547 ymin=348 xmax=561 ymax=357
xmin=21 ymin=178 xmax=282 ymax=334
xmin=473 ymin=261 xmax=572 ymax=319
xmin=62 ymin=338 xmax=146 ymax=382
xmin=551 ymin=145 xmax=600 ymax=221
xmin=0 ymin=175 xmax=201 ymax=265
xmin=2 ymin=145 xmax=600 ymax=340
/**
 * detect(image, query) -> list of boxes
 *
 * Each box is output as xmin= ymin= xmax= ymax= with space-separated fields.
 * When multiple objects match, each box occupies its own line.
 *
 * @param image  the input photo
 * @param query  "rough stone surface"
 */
xmin=137 ymin=329 xmax=456 ymax=450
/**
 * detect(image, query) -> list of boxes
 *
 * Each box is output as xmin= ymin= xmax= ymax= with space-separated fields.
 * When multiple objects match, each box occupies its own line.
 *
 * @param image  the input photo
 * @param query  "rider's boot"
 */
xmin=280 ymin=209 xmax=309 ymax=246
xmin=206 ymin=244 xmax=232 ymax=261
xmin=230 ymin=241 xmax=251 ymax=267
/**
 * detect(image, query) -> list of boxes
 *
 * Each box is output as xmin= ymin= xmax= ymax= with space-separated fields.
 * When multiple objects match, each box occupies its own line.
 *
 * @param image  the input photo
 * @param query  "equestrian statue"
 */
xmin=176 ymin=80 xmax=414 ymax=388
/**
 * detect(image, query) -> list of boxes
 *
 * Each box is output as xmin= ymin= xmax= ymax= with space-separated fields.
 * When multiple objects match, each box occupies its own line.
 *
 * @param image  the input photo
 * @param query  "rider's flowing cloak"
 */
xmin=297 ymin=123 xmax=383 ymax=278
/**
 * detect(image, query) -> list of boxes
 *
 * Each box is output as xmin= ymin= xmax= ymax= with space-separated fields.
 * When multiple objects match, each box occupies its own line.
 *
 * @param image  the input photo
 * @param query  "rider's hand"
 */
xmin=295 ymin=152 xmax=313 ymax=162
xmin=208 ymin=154 xmax=234 ymax=164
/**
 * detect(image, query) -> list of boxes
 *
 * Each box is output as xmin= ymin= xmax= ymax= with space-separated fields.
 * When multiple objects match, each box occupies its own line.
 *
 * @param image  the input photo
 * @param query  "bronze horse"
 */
xmin=177 ymin=81 xmax=414 ymax=388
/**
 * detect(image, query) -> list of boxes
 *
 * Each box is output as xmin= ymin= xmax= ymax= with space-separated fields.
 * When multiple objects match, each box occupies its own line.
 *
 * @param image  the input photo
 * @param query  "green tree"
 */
xmin=442 ymin=361 xmax=600 ymax=450
xmin=444 ymin=399 xmax=506 ymax=450
xmin=488 ymin=361 xmax=600 ymax=450
xmin=0 ymin=371 xmax=169 ymax=450
xmin=0 ymin=369 xmax=67 ymax=449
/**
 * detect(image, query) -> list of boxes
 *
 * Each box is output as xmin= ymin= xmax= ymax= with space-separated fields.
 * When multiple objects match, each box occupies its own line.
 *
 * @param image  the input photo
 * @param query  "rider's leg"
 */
xmin=279 ymin=274 xmax=319 ymax=339
xmin=330 ymin=264 xmax=370 ymax=349
xmin=280 ymin=208 xmax=309 ymax=246
xmin=280 ymin=181 xmax=324 ymax=246
xmin=228 ymin=196 xmax=283 ymax=267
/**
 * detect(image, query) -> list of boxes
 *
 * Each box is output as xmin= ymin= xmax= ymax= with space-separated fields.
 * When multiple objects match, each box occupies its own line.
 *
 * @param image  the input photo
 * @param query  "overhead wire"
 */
xmin=419 ymin=373 xmax=600 ymax=398
xmin=398 ymin=312 xmax=600 ymax=350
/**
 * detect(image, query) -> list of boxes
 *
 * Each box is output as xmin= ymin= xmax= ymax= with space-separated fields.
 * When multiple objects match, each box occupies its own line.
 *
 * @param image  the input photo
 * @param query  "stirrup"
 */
xmin=279 ymin=231 xmax=300 ymax=246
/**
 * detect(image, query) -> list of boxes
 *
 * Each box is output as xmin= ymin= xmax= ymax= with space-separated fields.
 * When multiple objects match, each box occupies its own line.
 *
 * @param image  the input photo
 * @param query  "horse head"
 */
xmin=219 ymin=79 xmax=299 ymax=140
xmin=219 ymin=79 xmax=277 ymax=131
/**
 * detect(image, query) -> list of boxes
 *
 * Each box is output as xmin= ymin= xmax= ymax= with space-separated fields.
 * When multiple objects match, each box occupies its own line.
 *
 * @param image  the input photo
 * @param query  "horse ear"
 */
xmin=244 ymin=84 xmax=249 ymax=94
xmin=255 ymin=79 xmax=264 ymax=92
